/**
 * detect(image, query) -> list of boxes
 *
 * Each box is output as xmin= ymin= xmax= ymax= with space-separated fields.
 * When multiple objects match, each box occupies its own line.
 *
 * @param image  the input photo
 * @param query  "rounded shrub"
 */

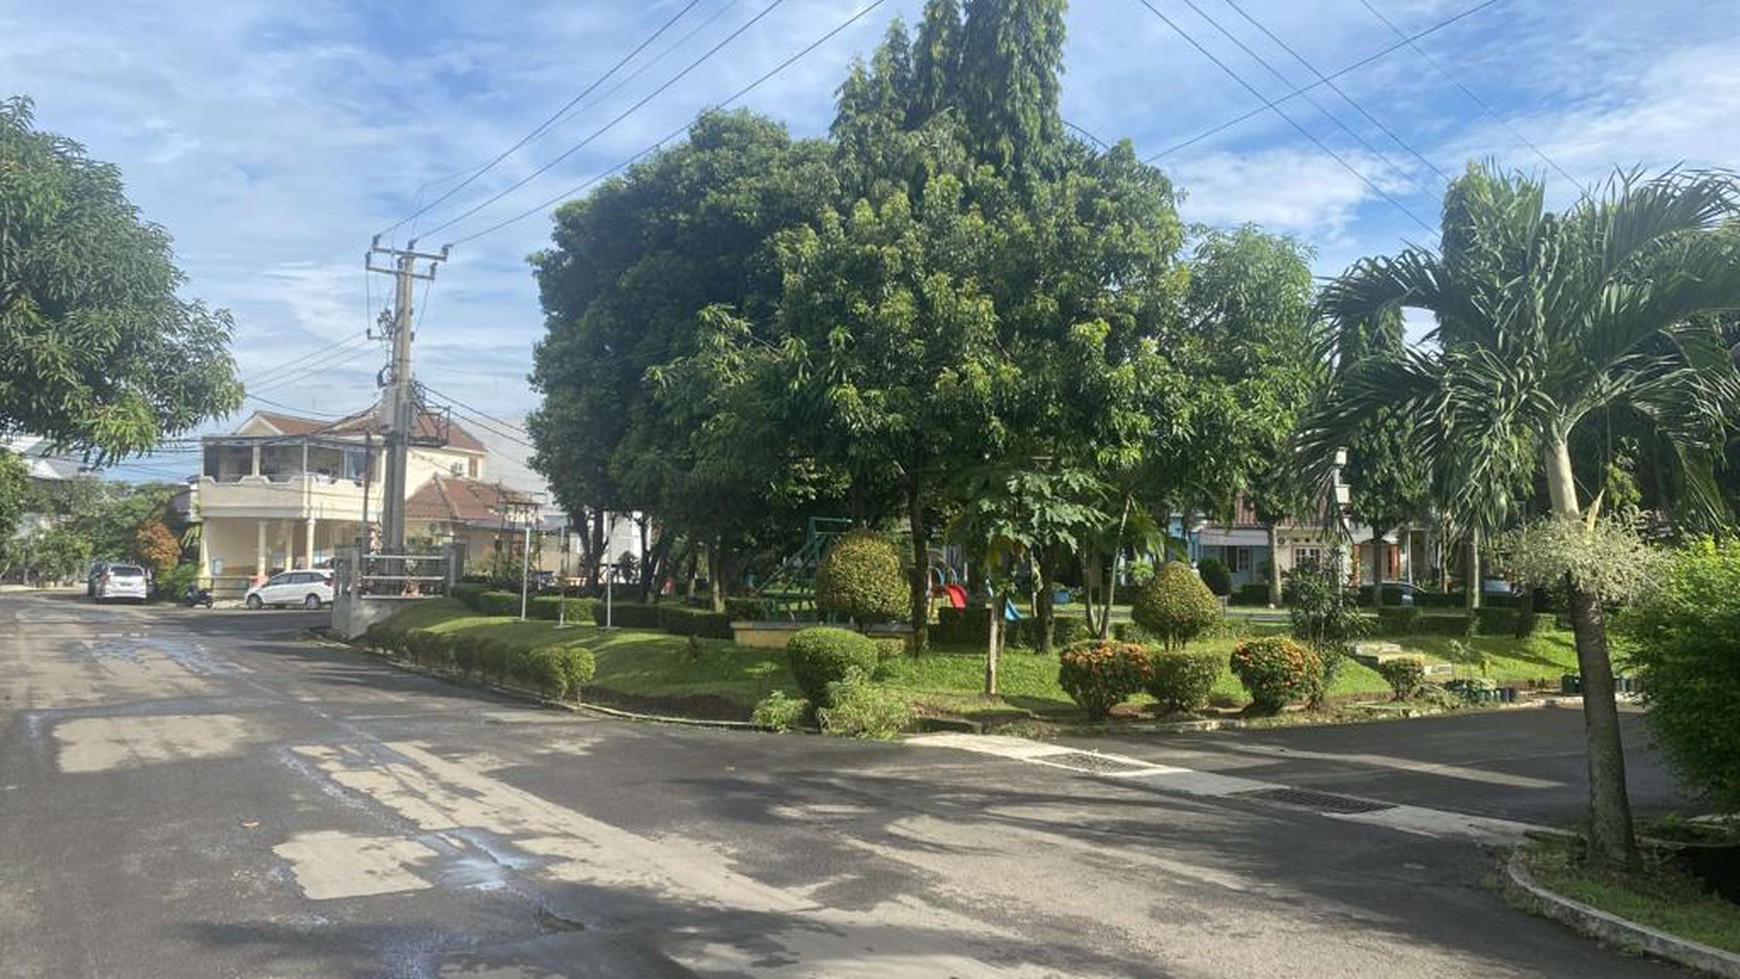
xmin=556 ymin=643 xmax=595 ymax=698
xmin=1131 ymin=561 xmax=1222 ymax=651
xmin=786 ymin=627 xmax=879 ymax=707
xmin=1146 ymin=648 xmax=1223 ymax=715
xmin=1228 ymin=636 xmax=1322 ymax=714
xmin=1057 ymin=639 xmax=1151 ymax=721
xmin=815 ymin=530 xmax=908 ymax=624
xmin=1197 ymin=557 xmax=1233 ymax=597
xmin=1375 ymin=657 xmax=1427 ymax=700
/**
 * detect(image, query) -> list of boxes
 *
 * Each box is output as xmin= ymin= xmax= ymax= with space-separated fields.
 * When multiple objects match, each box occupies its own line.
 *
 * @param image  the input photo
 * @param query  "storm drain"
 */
xmin=1036 ymin=752 xmax=1156 ymax=775
xmin=1231 ymin=787 xmax=1396 ymax=814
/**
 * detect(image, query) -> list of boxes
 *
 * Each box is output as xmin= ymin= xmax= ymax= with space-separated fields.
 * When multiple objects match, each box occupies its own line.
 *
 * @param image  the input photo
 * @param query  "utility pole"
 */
xmin=366 ymin=237 xmax=447 ymax=562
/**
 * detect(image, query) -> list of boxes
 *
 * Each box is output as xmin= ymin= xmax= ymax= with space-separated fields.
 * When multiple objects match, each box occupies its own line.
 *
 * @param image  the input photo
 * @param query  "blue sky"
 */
xmin=5 ymin=0 xmax=1738 ymax=480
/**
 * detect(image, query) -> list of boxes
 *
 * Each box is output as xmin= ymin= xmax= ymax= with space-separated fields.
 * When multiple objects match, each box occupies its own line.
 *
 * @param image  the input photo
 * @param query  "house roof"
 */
xmin=226 ymin=406 xmax=486 ymax=453
xmin=406 ymin=473 xmax=538 ymax=526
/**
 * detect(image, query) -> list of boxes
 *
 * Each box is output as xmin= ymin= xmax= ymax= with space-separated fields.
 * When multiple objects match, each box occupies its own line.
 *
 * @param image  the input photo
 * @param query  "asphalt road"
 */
xmin=0 ymin=589 xmax=1693 ymax=978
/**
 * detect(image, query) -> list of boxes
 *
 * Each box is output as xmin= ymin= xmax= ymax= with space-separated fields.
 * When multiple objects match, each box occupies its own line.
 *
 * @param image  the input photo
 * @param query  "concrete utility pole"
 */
xmin=366 ymin=237 xmax=447 ymax=558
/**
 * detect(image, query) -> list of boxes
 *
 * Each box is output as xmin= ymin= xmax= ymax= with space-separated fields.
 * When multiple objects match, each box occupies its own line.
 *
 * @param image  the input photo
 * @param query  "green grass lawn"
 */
xmin=374 ymin=600 xmax=1581 ymax=721
xmin=1523 ymin=838 xmax=1740 ymax=955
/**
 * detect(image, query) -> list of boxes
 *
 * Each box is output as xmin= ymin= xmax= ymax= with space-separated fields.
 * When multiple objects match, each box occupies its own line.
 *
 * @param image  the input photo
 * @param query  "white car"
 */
xmin=95 ymin=564 xmax=150 ymax=603
xmin=245 ymin=570 xmax=334 ymax=610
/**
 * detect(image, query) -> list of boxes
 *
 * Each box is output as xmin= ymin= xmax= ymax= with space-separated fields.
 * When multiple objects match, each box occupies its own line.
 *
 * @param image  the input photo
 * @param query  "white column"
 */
xmin=250 ymin=445 xmax=261 ymax=476
xmin=304 ymin=518 xmax=316 ymax=569
xmin=255 ymin=521 xmax=268 ymax=580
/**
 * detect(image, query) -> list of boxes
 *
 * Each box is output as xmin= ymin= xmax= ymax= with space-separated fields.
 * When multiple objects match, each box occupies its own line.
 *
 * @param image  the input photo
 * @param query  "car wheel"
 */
xmin=245 ymin=594 xmax=263 ymax=610
xmin=304 ymin=594 xmax=322 ymax=610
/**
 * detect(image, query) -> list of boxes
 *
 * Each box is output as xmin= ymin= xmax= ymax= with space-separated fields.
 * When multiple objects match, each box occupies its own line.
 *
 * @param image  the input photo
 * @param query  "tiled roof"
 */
xmin=405 ymin=473 xmax=537 ymax=525
xmin=234 ymin=406 xmax=485 ymax=453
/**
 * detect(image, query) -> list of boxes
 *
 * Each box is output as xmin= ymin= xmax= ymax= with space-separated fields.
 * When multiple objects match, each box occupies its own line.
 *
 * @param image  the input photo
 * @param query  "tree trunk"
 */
xmin=1543 ymin=433 xmax=1638 ymax=868
xmin=1266 ymin=522 xmax=1283 ymax=608
xmin=588 ymin=510 xmax=606 ymax=595
xmin=984 ymin=586 xmax=1003 ymax=698
xmin=709 ymin=534 xmax=727 ymax=613
xmin=1465 ymin=530 xmax=1481 ymax=611
xmin=907 ymin=482 xmax=930 ymax=654
xmin=1034 ymin=552 xmax=1056 ymax=654
xmin=1099 ymin=495 xmax=1132 ymax=639
xmin=1370 ymin=534 xmax=1385 ymax=608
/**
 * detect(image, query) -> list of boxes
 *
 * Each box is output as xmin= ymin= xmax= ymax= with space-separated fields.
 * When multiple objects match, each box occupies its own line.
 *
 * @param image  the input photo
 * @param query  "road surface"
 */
xmin=0 ymin=589 xmax=1687 ymax=977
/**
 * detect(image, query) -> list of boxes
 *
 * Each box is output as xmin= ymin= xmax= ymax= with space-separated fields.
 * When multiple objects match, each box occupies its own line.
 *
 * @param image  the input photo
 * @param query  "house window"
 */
xmin=1230 ymin=547 xmax=1252 ymax=573
xmin=1293 ymin=546 xmax=1322 ymax=567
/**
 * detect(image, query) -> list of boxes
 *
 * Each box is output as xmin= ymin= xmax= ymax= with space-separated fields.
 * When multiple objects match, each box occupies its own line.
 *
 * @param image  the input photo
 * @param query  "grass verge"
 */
xmin=1521 ymin=837 xmax=1740 ymax=955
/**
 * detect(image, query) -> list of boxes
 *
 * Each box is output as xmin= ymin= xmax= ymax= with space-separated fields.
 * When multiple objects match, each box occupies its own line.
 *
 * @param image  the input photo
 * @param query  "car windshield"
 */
xmin=110 ymin=565 xmax=144 ymax=577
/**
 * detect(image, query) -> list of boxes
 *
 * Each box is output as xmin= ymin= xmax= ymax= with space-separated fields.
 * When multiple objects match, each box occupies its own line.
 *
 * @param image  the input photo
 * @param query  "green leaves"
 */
xmin=0 ymin=97 xmax=240 ymax=459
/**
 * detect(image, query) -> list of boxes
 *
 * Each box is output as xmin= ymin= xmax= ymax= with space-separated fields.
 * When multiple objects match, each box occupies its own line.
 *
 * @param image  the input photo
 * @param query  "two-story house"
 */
xmin=194 ymin=407 xmax=540 ymax=597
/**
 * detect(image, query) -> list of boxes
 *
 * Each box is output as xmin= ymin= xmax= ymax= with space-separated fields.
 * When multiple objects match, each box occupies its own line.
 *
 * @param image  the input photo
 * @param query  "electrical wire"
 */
xmin=446 ymin=0 xmax=888 ymax=247
xmin=242 ymin=332 xmax=371 ymax=388
xmin=1131 ymin=0 xmax=1436 ymax=234
xmin=1356 ymin=0 xmax=1584 ymax=194
xmin=378 ymin=0 xmax=707 ymax=237
xmin=1064 ymin=119 xmax=1111 ymax=150
xmin=1144 ymin=0 xmax=1502 ymax=163
xmin=1218 ymin=0 xmax=1453 ymax=184
xmin=418 ymin=0 xmax=790 ymax=242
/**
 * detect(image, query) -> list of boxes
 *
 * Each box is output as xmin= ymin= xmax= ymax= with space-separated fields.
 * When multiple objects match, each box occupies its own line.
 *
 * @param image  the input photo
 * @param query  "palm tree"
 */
xmin=1307 ymin=163 xmax=1740 ymax=868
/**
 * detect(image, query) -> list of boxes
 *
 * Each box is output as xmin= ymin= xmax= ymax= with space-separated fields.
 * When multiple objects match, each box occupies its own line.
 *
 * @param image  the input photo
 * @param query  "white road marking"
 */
xmin=907 ymin=733 xmax=1548 ymax=844
xmin=1212 ymin=742 xmax=1562 ymax=789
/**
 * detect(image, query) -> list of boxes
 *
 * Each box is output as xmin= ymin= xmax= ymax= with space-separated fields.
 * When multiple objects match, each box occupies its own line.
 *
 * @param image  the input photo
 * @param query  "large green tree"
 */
xmin=1311 ymin=163 xmax=1740 ymax=868
xmin=0 ymin=97 xmax=240 ymax=460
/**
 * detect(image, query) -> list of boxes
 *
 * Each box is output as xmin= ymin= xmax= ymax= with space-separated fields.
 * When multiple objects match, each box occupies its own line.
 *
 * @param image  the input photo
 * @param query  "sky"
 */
xmin=4 ymin=0 xmax=1738 ymax=482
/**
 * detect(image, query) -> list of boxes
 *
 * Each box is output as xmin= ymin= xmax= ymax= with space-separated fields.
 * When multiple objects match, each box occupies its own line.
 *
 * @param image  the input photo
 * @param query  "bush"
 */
xmin=656 ymin=605 xmax=734 ymax=639
xmin=870 ymin=637 xmax=905 ymax=661
xmin=154 ymin=563 xmax=199 ymax=602
xmin=932 ymin=607 xmax=1091 ymax=649
xmin=1625 ymin=539 xmax=1740 ymax=812
xmin=1146 ymin=648 xmax=1223 ymax=715
xmin=555 ymin=643 xmax=595 ymax=698
xmin=786 ymin=627 xmax=879 ymax=708
xmin=404 ymin=629 xmax=449 ymax=669
xmin=815 ymin=529 xmax=908 ymax=624
xmin=1516 ymin=612 xmax=1555 ymax=638
xmin=1130 ymin=562 xmax=1222 ymax=651
xmin=361 ymin=621 xmax=405 ymax=656
xmin=1229 ymin=636 xmax=1322 ymax=714
xmin=1111 ymin=621 xmax=1154 ymax=644
xmin=1373 ymin=606 xmax=1420 ymax=634
xmin=451 ymin=581 xmax=489 ymax=611
xmin=751 ymin=691 xmax=809 ymax=731
xmin=1056 ymin=639 xmax=1151 ymax=721
xmin=1412 ymin=613 xmax=1475 ymax=636
xmin=475 ymin=590 xmax=521 ymax=617
xmin=450 ymin=632 xmax=483 ymax=679
xmin=1230 ymin=582 xmax=1271 ymax=606
xmin=589 ymin=601 xmax=661 ymax=629
xmin=725 ymin=597 xmax=777 ymax=621
xmin=1197 ymin=557 xmax=1232 ymax=597
xmin=528 ymin=595 xmax=598 ymax=623
xmin=818 ymin=668 xmax=913 ymax=739
xmin=1375 ymin=658 xmax=1427 ymax=700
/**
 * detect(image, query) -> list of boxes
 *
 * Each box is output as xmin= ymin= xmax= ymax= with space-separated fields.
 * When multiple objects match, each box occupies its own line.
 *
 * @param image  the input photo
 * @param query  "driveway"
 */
xmin=0 ymin=590 xmax=1687 ymax=977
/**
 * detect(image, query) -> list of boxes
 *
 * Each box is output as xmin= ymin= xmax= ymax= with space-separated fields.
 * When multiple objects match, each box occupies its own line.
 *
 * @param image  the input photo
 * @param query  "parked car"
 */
xmin=1482 ymin=577 xmax=1521 ymax=597
xmin=245 ymin=570 xmax=334 ymax=610
xmin=1357 ymin=580 xmax=1419 ymax=606
xmin=94 ymin=564 xmax=150 ymax=603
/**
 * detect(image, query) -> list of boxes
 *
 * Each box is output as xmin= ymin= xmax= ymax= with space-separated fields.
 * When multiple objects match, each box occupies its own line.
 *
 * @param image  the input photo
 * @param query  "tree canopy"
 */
xmin=0 ymin=97 xmax=241 ymax=461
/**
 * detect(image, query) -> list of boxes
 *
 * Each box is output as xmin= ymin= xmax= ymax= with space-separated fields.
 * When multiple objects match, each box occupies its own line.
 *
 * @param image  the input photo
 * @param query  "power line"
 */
xmin=242 ymin=332 xmax=370 ymax=388
xmin=1218 ymin=0 xmax=1453 ymax=184
xmin=1167 ymin=0 xmax=1432 ymax=192
xmin=1357 ymin=0 xmax=1583 ymax=193
xmin=1131 ymin=0 xmax=1435 ymax=234
xmin=447 ymin=0 xmax=889 ymax=247
xmin=419 ymin=0 xmax=790 ymax=242
xmin=247 ymin=339 xmax=383 ymax=396
xmin=420 ymin=384 xmax=533 ymax=442
xmin=1064 ymin=118 xmax=1111 ymax=150
xmin=244 ymin=393 xmax=343 ymax=419
xmin=378 ymin=0 xmax=707 ymax=237
xmin=1145 ymin=0 xmax=1502 ymax=163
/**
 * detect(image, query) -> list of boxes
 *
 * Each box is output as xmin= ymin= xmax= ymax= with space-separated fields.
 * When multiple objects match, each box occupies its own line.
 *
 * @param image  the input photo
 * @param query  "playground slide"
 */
xmin=1005 ymin=598 xmax=1022 ymax=621
xmin=941 ymin=583 xmax=968 ymax=609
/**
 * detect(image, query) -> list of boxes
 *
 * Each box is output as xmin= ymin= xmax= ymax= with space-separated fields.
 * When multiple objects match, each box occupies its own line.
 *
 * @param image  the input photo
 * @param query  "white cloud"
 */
xmin=1170 ymin=147 xmax=1420 ymax=242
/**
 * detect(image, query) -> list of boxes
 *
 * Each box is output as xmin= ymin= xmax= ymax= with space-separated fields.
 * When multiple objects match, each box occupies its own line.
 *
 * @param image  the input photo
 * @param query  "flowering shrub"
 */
xmin=1057 ymin=639 xmax=1151 ymax=721
xmin=1229 ymin=636 xmax=1322 ymax=714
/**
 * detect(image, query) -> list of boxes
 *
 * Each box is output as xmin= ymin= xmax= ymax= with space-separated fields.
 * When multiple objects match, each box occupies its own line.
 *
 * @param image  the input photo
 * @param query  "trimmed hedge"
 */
xmin=528 ymin=595 xmax=598 ymax=622
xmin=933 ymin=606 xmax=1091 ymax=649
xmin=815 ymin=530 xmax=908 ymax=623
xmin=656 ymin=604 xmax=734 ymax=639
xmin=787 ymin=627 xmax=879 ymax=708
xmin=476 ymin=590 xmax=522 ymax=617
xmin=589 ymin=601 xmax=661 ymax=629
xmin=725 ymin=596 xmax=777 ymax=621
xmin=1146 ymin=648 xmax=1223 ymax=714
xmin=354 ymin=623 xmax=593 ymax=700
xmin=1376 ymin=657 xmax=1426 ymax=699
xmin=452 ymin=581 xmax=490 ymax=610
xmin=1367 ymin=611 xmax=1474 ymax=637
xmin=1230 ymin=583 xmax=1271 ymax=606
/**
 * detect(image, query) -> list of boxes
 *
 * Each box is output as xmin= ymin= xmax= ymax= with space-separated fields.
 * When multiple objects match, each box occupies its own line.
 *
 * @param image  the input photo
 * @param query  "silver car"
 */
xmin=96 ymin=564 xmax=150 ymax=603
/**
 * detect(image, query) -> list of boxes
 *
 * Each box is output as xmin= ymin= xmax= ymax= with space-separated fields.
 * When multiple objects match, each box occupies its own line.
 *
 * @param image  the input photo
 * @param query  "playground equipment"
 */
xmin=754 ymin=517 xmax=852 ymax=619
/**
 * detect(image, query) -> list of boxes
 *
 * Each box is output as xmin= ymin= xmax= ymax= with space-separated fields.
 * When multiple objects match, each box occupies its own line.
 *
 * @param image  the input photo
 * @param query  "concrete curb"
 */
xmin=1505 ymin=849 xmax=1740 ymax=977
xmin=307 ymin=633 xmax=769 ymax=732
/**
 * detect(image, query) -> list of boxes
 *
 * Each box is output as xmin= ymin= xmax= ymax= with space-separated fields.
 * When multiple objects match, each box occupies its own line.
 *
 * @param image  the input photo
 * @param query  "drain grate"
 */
xmin=1038 ymin=751 xmax=1154 ymax=775
xmin=1232 ymin=787 xmax=1395 ymax=814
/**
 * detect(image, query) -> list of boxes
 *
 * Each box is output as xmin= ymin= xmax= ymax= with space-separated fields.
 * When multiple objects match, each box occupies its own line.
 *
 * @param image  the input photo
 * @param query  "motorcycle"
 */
xmin=182 ymin=584 xmax=214 ymax=608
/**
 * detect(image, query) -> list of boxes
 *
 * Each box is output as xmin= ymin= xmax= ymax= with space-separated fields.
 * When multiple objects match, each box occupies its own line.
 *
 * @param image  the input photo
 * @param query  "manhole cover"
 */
xmin=1232 ymin=787 xmax=1395 ymax=814
xmin=1038 ymin=751 xmax=1152 ymax=774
